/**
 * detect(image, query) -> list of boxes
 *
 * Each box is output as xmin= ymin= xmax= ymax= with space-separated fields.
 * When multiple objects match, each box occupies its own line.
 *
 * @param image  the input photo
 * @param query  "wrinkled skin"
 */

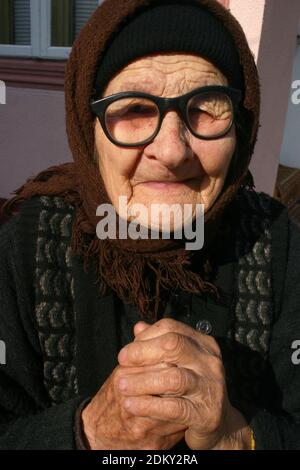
xmin=94 ymin=53 xmax=236 ymax=230
xmin=83 ymin=319 xmax=251 ymax=450
xmin=83 ymin=54 xmax=250 ymax=450
xmin=83 ymin=360 xmax=187 ymax=450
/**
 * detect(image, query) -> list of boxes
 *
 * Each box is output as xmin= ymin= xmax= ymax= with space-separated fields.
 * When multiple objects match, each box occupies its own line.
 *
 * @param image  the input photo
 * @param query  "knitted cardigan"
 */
xmin=0 ymin=190 xmax=300 ymax=449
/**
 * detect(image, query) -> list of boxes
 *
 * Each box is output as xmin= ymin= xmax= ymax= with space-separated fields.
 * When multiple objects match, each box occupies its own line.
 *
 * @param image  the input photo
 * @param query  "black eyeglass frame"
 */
xmin=90 ymin=85 xmax=242 ymax=147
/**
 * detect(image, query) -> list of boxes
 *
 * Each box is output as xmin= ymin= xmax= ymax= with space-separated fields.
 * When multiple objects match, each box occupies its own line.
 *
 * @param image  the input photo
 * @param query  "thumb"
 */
xmin=133 ymin=321 xmax=151 ymax=337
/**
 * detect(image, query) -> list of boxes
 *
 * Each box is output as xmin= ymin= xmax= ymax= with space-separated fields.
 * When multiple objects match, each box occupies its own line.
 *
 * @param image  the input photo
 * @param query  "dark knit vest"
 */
xmin=34 ymin=190 xmax=274 ymax=408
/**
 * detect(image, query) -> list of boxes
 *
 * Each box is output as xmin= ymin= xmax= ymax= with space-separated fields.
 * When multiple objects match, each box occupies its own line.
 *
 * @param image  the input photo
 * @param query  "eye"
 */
xmin=128 ymin=104 xmax=156 ymax=116
xmin=190 ymin=107 xmax=206 ymax=114
xmin=106 ymin=97 xmax=159 ymax=120
xmin=190 ymin=107 xmax=215 ymax=118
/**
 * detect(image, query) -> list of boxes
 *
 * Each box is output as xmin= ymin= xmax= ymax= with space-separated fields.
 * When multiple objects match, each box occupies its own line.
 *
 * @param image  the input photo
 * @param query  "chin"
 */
xmin=129 ymin=200 xmax=203 ymax=236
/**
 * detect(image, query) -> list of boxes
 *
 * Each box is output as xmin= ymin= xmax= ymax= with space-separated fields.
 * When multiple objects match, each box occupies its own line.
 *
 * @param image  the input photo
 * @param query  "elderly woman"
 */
xmin=0 ymin=0 xmax=300 ymax=451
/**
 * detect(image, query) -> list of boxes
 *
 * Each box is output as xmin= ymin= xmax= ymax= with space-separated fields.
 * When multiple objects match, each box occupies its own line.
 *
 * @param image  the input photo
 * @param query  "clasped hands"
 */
xmin=82 ymin=318 xmax=251 ymax=450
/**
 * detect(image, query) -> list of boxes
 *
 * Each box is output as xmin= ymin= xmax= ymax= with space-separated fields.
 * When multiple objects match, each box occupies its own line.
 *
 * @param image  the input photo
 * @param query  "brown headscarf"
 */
xmin=4 ymin=0 xmax=260 ymax=321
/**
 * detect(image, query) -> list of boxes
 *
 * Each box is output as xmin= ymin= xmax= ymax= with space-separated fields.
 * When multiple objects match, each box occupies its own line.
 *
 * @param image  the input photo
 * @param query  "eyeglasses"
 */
xmin=90 ymin=85 xmax=242 ymax=147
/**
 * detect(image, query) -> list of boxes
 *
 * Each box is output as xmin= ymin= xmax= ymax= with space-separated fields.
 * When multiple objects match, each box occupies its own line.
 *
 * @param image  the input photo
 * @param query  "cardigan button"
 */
xmin=196 ymin=319 xmax=212 ymax=335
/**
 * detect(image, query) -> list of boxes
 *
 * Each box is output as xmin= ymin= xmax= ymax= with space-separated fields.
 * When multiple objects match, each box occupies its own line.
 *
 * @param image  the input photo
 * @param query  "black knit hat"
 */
xmin=94 ymin=1 xmax=244 ymax=96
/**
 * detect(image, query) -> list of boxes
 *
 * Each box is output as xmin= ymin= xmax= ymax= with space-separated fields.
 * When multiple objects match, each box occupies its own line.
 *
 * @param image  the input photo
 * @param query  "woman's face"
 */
xmin=94 ymin=53 xmax=236 ymax=229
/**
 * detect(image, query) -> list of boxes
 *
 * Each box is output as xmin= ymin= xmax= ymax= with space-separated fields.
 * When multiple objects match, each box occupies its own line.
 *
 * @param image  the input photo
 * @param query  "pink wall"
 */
xmin=218 ymin=0 xmax=229 ymax=7
xmin=280 ymin=28 xmax=300 ymax=169
xmin=230 ymin=0 xmax=300 ymax=194
xmin=0 ymin=87 xmax=72 ymax=198
xmin=1 ymin=0 xmax=299 ymax=198
xmin=0 ymin=0 xmax=231 ymax=200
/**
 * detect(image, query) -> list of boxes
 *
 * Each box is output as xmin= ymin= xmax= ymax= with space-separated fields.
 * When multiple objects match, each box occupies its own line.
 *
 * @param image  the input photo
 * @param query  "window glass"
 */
xmin=51 ymin=0 xmax=99 ymax=47
xmin=0 ymin=0 xmax=31 ymax=45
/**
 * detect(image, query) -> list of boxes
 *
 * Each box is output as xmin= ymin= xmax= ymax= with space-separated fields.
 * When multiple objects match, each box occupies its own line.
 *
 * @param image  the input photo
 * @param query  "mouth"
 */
xmin=139 ymin=178 xmax=196 ymax=190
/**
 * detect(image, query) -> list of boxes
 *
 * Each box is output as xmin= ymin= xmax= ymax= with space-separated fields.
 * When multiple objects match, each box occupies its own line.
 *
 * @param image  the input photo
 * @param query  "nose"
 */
xmin=143 ymin=111 xmax=193 ymax=169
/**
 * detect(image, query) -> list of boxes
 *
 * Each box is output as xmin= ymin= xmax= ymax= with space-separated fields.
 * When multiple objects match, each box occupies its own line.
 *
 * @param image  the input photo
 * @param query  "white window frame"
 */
xmin=0 ymin=0 xmax=102 ymax=59
xmin=40 ymin=0 xmax=70 ymax=59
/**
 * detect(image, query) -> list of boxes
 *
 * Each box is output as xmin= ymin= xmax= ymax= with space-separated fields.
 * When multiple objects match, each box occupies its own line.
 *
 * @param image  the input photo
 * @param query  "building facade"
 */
xmin=0 ymin=0 xmax=299 ymax=198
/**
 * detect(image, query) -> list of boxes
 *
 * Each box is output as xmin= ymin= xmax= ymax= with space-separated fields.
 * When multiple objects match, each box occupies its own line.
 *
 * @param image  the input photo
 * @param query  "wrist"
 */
xmin=214 ymin=406 xmax=252 ymax=450
xmin=82 ymin=402 xmax=115 ymax=451
xmin=74 ymin=398 xmax=93 ymax=450
xmin=81 ymin=403 xmax=98 ymax=450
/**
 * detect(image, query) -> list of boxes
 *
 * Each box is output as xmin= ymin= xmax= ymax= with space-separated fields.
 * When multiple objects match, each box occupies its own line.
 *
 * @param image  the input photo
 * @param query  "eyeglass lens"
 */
xmin=104 ymin=91 xmax=233 ymax=145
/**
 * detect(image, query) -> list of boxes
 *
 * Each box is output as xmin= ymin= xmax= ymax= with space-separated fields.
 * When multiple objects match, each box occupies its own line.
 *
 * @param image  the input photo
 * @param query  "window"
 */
xmin=0 ymin=0 xmax=102 ymax=59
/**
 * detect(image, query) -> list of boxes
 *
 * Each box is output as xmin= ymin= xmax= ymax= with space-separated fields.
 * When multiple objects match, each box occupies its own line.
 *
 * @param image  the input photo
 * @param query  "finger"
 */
xmin=133 ymin=318 xmax=220 ymax=356
xmin=123 ymin=395 xmax=193 ymax=426
xmin=118 ymin=366 xmax=199 ymax=398
xmin=134 ymin=321 xmax=151 ymax=337
xmin=127 ymin=414 xmax=187 ymax=437
xmin=118 ymin=331 xmax=207 ymax=369
xmin=117 ymin=362 xmax=176 ymax=377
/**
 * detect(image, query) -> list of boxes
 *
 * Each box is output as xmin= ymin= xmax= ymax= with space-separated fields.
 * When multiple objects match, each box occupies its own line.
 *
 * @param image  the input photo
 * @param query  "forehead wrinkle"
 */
xmin=113 ymin=75 xmax=227 ymax=98
xmin=122 ymin=56 xmax=226 ymax=79
xmin=118 ymin=82 xmax=159 ymax=93
xmin=105 ymin=57 xmax=228 ymax=97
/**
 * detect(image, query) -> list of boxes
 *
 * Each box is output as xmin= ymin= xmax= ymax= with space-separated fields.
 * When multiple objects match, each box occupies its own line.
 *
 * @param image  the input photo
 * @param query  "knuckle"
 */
xmin=131 ymin=423 xmax=148 ymax=441
xmin=178 ymin=399 xmax=191 ymax=423
xmin=113 ymin=368 xmax=126 ymax=384
xmin=165 ymin=398 xmax=186 ymax=421
xmin=167 ymin=367 xmax=186 ymax=395
xmin=164 ymin=332 xmax=183 ymax=354
xmin=127 ymin=341 xmax=143 ymax=363
xmin=209 ymin=356 xmax=225 ymax=379
xmin=207 ymin=337 xmax=222 ymax=358
xmin=156 ymin=318 xmax=177 ymax=332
